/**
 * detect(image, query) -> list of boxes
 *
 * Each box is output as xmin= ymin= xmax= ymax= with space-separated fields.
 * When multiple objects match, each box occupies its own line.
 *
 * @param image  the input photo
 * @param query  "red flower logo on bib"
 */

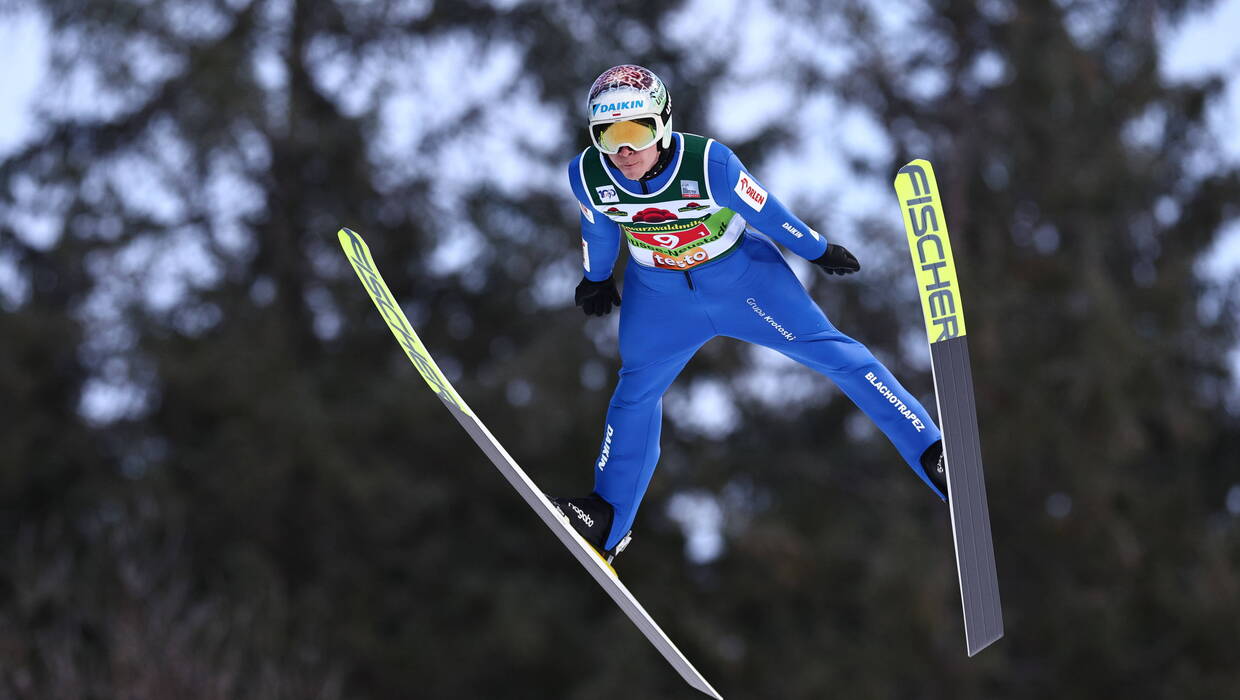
xmin=631 ymin=208 xmax=678 ymax=223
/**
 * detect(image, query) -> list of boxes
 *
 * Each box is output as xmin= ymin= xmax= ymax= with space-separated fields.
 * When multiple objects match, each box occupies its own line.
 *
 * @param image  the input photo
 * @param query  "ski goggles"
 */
xmin=590 ymin=116 xmax=663 ymax=154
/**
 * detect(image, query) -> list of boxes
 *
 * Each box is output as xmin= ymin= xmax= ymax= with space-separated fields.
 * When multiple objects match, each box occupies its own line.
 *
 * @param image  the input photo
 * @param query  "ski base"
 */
xmin=933 ymin=336 xmax=1003 ymax=655
xmin=894 ymin=160 xmax=1004 ymax=656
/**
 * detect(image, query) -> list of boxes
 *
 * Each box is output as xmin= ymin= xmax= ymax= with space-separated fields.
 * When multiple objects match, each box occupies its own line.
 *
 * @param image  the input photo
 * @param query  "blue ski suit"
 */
xmin=569 ymin=133 xmax=943 ymax=550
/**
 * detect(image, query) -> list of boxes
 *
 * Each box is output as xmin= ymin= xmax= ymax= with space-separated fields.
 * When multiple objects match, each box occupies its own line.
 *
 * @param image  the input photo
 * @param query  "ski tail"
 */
xmin=894 ymin=161 xmax=1004 ymax=656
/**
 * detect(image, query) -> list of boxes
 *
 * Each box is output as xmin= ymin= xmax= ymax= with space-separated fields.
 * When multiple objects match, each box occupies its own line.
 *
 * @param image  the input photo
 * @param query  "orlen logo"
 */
xmin=734 ymin=174 xmax=768 ymax=211
xmin=591 ymin=99 xmax=645 ymax=115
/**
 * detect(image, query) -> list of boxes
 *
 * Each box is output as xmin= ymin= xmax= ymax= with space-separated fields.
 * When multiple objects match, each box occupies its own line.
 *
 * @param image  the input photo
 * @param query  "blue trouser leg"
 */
xmin=707 ymin=236 xmax=944 ymax=496
xmin=592 ymin=235 xmax=945 ymax=551
xmin=594 ymin=267 xmax=714 ymax=550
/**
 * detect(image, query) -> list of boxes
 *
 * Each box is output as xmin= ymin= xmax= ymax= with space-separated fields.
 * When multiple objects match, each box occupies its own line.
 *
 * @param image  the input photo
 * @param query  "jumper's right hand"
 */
xmin=575 ymin=276 xmax=621 ymax=316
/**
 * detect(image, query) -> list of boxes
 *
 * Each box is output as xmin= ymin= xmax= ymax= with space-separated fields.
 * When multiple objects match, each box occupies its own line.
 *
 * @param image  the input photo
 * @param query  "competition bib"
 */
xmin=579 ymin=133 xmax=746 ymax=271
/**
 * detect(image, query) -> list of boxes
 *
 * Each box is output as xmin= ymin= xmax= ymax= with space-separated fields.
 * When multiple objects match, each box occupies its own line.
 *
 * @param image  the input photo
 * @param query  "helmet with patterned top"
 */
xmin=586 ymin=64 xmax=674 ymax=154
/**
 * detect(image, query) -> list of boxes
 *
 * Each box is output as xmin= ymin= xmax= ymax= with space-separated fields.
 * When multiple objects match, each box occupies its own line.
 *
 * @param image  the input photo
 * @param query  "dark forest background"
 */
xmin=2 ymin=0 xmax=1239 ymax=698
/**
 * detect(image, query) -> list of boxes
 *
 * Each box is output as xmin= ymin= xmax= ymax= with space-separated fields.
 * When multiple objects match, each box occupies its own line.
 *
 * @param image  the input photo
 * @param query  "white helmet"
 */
xmin=586 ymin=65 xmax=674 ymax=154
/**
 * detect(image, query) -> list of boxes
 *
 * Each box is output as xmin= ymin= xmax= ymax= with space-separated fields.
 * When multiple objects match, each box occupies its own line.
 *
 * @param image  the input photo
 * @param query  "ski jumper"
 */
xmin=569 ymin=133 xmax=944 ymax=550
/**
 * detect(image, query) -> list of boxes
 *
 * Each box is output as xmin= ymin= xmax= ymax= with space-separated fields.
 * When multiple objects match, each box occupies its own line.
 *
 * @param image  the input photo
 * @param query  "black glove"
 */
xmin=575 ymin=276 xmax=621 ymax=316
xmin=811 ymin=243 xmax=860 ymax=275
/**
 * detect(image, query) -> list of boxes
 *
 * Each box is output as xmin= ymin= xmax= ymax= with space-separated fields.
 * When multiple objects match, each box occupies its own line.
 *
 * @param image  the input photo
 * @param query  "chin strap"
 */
xmin=638 ymin=141 xmax=676 ymax=181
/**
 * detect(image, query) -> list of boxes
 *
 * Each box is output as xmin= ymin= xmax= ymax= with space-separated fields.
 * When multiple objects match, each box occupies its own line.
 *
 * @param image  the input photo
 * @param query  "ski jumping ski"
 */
xmin=894 ymin=160 xmax=1004 ymax=656
xmin=336 ymin=228 xmax=723 ymax=699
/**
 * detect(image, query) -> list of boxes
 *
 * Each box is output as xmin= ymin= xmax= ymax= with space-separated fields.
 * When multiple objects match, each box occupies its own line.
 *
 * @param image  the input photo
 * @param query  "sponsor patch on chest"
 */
xmin=734 ymin=173 xmax=768 ymax=211
xmin=626 ymin=222 xmax=712 ymax=250
xmin=652 ymin=248 xmax=711 ymax=270
xmin=595 ymin=185 xmax=619 ymax=204
xmin=631 ymin=207 xmax=678 ymax=223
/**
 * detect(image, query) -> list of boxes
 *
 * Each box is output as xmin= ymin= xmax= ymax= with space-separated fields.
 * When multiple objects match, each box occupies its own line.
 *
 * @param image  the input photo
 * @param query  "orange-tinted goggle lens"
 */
xmin=592 ymin=118 xmax=659 ymax=154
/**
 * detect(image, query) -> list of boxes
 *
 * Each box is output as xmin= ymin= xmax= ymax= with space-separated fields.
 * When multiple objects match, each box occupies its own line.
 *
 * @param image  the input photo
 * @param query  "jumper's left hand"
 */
xmin=811 ymin=244 xmax=860 ymax=275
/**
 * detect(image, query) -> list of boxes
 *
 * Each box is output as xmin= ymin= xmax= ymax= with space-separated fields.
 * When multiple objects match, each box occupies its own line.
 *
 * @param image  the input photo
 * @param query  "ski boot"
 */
xmin=920 ymin=439 xmax=949 ymax=501
xmin=549 ymin=492 xmax=632 ymax=565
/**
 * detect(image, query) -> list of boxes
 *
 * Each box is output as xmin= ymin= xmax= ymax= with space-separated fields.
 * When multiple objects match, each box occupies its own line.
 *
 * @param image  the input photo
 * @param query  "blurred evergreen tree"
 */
xmin=0 ymin=0 xmax=1236 ymax=698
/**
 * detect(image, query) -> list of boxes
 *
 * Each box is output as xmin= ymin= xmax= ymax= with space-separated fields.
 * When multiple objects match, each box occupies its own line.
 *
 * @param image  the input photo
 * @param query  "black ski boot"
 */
xmin=549 ymin=493 xmax=632 ymax=564
xmin=920 ymin=440 xmax=949 ymax=501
